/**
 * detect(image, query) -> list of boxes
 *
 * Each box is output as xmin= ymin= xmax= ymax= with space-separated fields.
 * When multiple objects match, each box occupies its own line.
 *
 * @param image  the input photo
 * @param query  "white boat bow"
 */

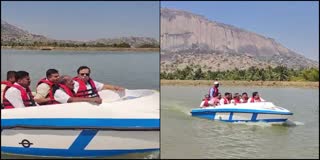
xmin=1 ymin=89 xmax=159 ymax=158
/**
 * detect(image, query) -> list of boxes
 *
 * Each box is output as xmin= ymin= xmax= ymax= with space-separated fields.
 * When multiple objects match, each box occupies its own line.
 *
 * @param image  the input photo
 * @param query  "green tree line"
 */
xmin=1 ymin=41 xmax=159 ymax=48
xmin=161 ymin=65 xmax=319 ymax=82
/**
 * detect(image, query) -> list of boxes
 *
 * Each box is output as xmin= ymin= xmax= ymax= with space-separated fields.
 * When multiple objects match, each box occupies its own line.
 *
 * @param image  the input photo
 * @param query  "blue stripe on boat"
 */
xmin=69 ymin=129 xmax=98 ymax=150
xmin=251 ymin=113 xmax=258 ymax=121
xmin=229 ymin=112 xmax=233 ymax=121
xmin=1 ymin=118 xmax=159 ymax=129
xmin=191 ymin=108 xmax=293 ymax=115
xmin=1 ymin=147 xmax=159 ymax=157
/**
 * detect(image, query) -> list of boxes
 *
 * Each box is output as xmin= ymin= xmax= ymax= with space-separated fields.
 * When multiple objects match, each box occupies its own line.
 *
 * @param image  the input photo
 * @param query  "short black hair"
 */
xmin=7 ymin=71 xmax=16 ymax=80
xmin=15 ymin=71 xmax=29 ymax=81
xmin=46 ymin=69 xmax=59 ymax=78
xmin=77 ymin=66 xmax=90 ymax=74
xmin=252 ymin=92 xmax=258 ymax=97
xmin=242 ymin=92 xmax=248 ymax=96
xmin=225 ymin=92 xmax=230 ymax=96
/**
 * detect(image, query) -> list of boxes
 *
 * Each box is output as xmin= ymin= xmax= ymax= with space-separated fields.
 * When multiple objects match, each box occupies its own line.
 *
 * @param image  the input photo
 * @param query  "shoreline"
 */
xmin=161 ymin=80 xmax=319 ymax=88
xmin=1 ymin=46 xmax=159 ymax=52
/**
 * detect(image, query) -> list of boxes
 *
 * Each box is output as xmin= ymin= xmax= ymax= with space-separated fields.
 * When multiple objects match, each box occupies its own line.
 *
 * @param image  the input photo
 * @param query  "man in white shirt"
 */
xmin=54 ymin=75 xmax=102 ymax=104
xmin=73 ymin=66 xmax=125 ymax=98
xmin=1 ymin=71 xmax=16 ymax=105
xmin=3 ymin=71 xmax=37 ymax=108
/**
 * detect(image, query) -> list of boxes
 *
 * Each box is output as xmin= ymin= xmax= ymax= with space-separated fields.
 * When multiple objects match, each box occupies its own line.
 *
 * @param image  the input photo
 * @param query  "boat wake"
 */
xmin=282 ymin=119 xmax=304 ymax=127
xmin=143 ymin=151 xmax=160 ymax=159
xmin=232 ymin=121 xmax=273 ymax=127
xmin=231 ymin=119 xmax=304 ymax=128
xmin=162 ymin=101 xmax=191 ymax=116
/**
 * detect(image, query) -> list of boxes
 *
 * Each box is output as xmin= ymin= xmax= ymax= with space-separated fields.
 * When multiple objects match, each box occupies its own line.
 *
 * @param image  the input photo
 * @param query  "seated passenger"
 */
xmin=220 ymin=92 xmax=231 ymax=105
xmin=1 ymin=71 xmax=16 ymax=105
xmin=200 ymin=94 xmax=211 ymax=108
xmin=73 ymin=66 xmax=124 ymax=98
xmin=34 ymin=69 xmax=60 ymax=105
xmin=3 ymin=71 xmax=37 ymax=109
xmin=240 ymin=92 xmax=249 ymax=103
xmin=231 ymin=93 xmax=241 ymax=104
xmin=211 ymin=92 xmax=222 ymax=106
xmin=248 ymin=92 xmax=265 ymax=103
xmin=54 ymin=75 xmax=102 ymax=104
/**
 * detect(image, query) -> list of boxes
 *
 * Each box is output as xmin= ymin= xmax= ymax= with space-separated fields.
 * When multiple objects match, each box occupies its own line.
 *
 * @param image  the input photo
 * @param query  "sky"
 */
xmin=161 ymin=1 xmax=319 ymax=62
xmin=1 ymin=1 xmax=160 ymax=41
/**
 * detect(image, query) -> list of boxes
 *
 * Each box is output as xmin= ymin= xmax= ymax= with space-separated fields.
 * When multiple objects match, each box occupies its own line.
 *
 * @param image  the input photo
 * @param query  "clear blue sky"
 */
xmin=1 ymin=1 xmax=159 ymax=41
xmin=161 ymin=1 xmax=319 ymax=61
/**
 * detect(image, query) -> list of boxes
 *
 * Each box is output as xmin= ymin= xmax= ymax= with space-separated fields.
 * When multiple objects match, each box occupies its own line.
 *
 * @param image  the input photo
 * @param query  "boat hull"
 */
xmin=1 ymin=129 xmax=159 ymax=158
xmin=191 ymin=102 xmax=293 ymax=124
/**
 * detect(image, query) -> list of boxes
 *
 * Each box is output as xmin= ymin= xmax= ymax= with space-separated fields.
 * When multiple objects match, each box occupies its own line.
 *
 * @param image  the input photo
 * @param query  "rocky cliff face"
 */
xmin=161 ymin=8 xmax=318 ymax=72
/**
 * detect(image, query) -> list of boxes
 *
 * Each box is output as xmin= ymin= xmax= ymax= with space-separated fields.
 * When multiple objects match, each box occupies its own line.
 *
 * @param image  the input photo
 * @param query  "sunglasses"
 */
xmin=80 ymin=73 xmax=90 ymax=76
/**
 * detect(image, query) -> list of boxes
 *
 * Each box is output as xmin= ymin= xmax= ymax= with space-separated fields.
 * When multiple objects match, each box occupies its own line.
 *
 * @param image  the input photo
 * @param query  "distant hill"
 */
xmin=1 ymin=20 xmax=159 ymax=48
xmin=161 ymin=8 xmax=318 ymax=72
xmin=1 ymin=20 xmax=52 ymax=43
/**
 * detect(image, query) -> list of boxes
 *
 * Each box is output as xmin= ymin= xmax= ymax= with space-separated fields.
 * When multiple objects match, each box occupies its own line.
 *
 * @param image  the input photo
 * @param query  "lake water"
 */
xmin=161 ymin=85 xmax=319 ymax=159
xmin=1 ymin=49 xmax=159 ymax=90
xmin=1 ymin=49 xmax=159 ymax=159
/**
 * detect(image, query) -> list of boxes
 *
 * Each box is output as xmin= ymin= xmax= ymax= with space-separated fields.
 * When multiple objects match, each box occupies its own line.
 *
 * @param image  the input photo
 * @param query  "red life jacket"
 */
xmin=73 ymin=77 xmax=100 ymax=98
xmin=202 ymin=98 xmax=210 ymax=107
xmin=2 ymin=84 xmax=36 ymax=109
xmin=52 ymin=84 xmax=75 ymax=104
xmin=223 ymin=97 xmax=229 ymax=104
xmin=58 ymin=84 xmax=75 ymax=97
xmin=233 ymin=98 xmax=241 ymax=104
xmin=36 ymin=78 xmax=59 ymax=105
xmin=1 ymin=81 xmax=13 ymax=86
xmin=208 ymin=86 xmax=219 ymax=98
xmin=250 ymin=97 xmax=261 ymax=103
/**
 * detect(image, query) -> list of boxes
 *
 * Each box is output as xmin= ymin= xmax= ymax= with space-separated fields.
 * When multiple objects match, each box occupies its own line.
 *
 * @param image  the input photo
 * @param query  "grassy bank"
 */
xmin=161 ymin=80 xmax=319 ymax=88
xmin=1 ymin=46 xmax=159 ymax=52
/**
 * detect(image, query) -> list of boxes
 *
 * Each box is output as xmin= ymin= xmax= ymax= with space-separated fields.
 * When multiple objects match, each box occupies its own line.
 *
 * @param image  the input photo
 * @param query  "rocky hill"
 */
xmin=1 ymin=20 xmax=158 ymax=47
xmin=161 ymin=8 xmax=318 ymax=72
xmin=1 ymin=20 xmax=52 ymax=43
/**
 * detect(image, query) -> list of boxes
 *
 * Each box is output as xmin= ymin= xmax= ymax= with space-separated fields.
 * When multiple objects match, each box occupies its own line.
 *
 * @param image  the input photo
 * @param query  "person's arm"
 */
xmin=34 ymin=83 xmax=51 ymax=104
xmin=199 ymin=101 xmax=205 ymax=108
xmin=68 ymin=97 xmax=102 ymax=104
xmin=1 ymin=84 xmax=5 ymax=104
xmin=5 ymin=88 xmax=26 ymax=108
xmin=55 ymin=89 xmax=102 ymax=104
xmin=219 ymin=99 xmax=224 ymax=105
xmin=94 ymin=80 xmax=124 ymax=92
xmin=209 ymin=88 xmax=213 ymax=98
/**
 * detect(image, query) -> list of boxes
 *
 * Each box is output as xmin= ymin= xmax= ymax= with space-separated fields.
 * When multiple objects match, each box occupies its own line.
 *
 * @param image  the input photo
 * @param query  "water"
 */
xmin=161 ymin=85 xmax=319 ymax=159
xmin=1 ymin=49 xmax=159 ymax=90
xmin=1 ymin=49 xmax=159 ymax=159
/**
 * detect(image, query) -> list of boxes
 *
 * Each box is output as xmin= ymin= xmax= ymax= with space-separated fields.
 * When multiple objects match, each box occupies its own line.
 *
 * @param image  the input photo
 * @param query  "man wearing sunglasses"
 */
xmin=73 ymin=66 xmax=125 ymax=98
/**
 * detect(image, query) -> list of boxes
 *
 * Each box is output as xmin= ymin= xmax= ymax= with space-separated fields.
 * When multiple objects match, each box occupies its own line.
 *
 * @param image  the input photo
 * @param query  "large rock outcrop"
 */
xmin=161 ymin=8 xmax=318 ymax=72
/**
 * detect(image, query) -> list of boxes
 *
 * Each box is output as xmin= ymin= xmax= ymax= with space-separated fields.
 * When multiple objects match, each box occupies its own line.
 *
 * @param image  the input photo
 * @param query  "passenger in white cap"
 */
xmin=209 ymin=81 xmax=220 ymax=99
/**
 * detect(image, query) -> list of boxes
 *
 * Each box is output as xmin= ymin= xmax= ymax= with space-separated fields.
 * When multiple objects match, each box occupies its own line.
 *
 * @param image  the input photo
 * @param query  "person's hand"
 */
xmin=113 ymin=85 xmax=125 ymax=92
xmin=91 ymin=97 xmax=102 ymax=104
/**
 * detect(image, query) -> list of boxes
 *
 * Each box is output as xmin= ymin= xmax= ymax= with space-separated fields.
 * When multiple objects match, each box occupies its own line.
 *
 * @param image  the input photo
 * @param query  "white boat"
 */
xmin=1 ymin=89 xmax=159 ymax=158
xmin=191 ymin=102 xmax=293 ymax=124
